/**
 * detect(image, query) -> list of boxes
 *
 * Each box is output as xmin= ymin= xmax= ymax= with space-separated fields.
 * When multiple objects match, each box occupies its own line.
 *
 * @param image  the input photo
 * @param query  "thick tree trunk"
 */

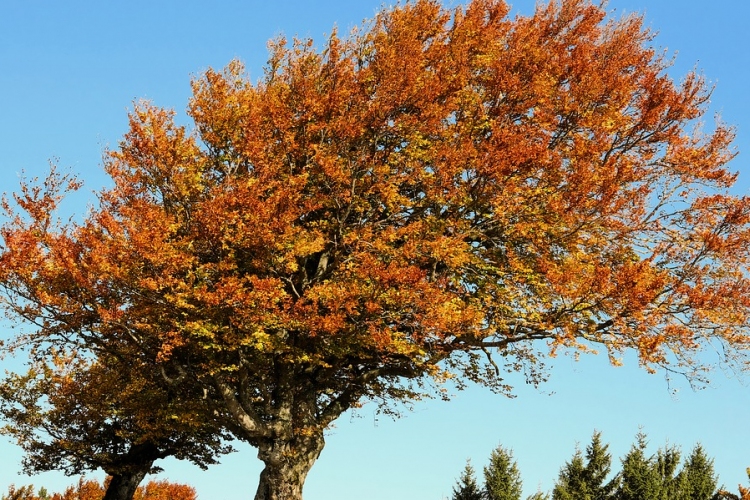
xmin=254 ymin=433 xmax=325 ymax=500
xmin=102 ymin=470 xmax=148 ymax=500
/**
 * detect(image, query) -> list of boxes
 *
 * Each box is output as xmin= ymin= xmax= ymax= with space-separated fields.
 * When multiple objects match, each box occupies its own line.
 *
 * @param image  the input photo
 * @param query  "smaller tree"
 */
xmin=652 ymin=444 xmax=681 ymax=500
xmin=453 ymin=460 xmax=484 ymax=500
xmin=2 ymin=478 xmax=197 ymax=500
xmin=553 ymin=449 xmax=587 ymax=500
xmin=714 ymin=468 xmax=750 ymax=500
xmin=51 ymin=478 xmax=105 ymax=500
xmin=583 ymin=433 xmax=618 ymax=500
xmin=527 ymin=492 xmax=551 ymax=500
xmin=0 ymin=352 xmax=231 ymax=500
xmin=676 ymin=445 xmax=718 ymax=500
xmin=554 ymin=431 xmax=616 ymax=500
xmin=1 ymin=485 xmax=39 ymax=500
xmin=615 ymin=433 xmax=659 ymax=500
xmin=484 ymin=445 xmax=523 ymax=500
xmin=131 ymin=479 xmax=196 ymax=500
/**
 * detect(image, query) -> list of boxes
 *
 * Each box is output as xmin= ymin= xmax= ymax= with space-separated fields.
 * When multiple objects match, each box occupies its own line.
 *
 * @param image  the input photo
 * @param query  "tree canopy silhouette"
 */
xmin=2 ymin=0 xmax=750 ymax=498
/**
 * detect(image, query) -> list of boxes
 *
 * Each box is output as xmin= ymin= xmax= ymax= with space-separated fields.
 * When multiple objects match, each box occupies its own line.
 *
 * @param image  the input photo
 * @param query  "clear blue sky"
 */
xmin=1 ymin=1 xmax=749 ymax=499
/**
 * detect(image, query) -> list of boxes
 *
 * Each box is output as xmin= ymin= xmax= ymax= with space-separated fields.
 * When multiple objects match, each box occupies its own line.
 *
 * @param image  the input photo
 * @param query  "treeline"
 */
xmin=452 ymin=432 xmax=750 ymax=500
xmin=1 ymin=478 xmax=195 ymax=500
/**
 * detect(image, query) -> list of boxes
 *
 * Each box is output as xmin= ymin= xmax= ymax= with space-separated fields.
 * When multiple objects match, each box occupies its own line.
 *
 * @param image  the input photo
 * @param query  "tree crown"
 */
xmin=0 ymin=0 xmax=748 ymax=454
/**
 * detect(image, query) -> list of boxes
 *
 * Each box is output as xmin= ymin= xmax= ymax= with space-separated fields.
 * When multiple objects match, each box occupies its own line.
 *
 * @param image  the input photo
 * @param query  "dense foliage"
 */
xmin=453 ymin=461 xmax=484 ymax=500
xmin=553 ymin=431 xmax=617 ymax=500
xmin=1 ymin=478 xmax=196 ymax=500
xmin=484 ymin=446 xmax=523 ymax=500
xmin=451 ymin=432 xmax=745 ymax=500
xmin=0 ymin=353 xmax=231 ymax=500
xmin=1 ymin=0 xmax=750 ymax=498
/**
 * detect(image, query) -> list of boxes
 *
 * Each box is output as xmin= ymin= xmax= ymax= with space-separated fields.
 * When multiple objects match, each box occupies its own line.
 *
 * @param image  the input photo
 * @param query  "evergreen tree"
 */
xmin=553 ymin=449 xmax=588 ymax=500
xmin=652 ymin=444 xmax=681 ymax=500
xmin=584 ymin=432 xmax=618 ymax=499
xmin=554 ymin=432 xmax=616 ymax=500
xmin=527 ymin=491 xmax=551 ymax=500
xmin=676 ymin=445 xmax=718 ymax=500
xmin=484 ymin=445 xmax=523 ymax=500
xmin=616 ymin=433 xmax=659 ymax=500
xmin=453 ymin=459 xmax=484 ymax=500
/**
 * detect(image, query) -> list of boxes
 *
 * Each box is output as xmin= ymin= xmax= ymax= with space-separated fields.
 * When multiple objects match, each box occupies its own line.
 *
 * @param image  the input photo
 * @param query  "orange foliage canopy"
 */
xmin=2 ymin=478 xmax=196 ymax=500
xmin=2 ymin=0 xmax=750 ymax=498
xmin=716 ymin=468 xmax=750 ymax=500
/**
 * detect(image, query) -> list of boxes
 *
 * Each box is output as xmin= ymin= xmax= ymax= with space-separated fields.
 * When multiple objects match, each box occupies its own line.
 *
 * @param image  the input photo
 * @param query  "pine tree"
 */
xmin=553 ymin=449 xmax=588 ymax=500
xmin=484 ymin=445 xmax=523 ymax=500
xmin=554 ymin=432 xmax=616 ymax=500
xmin=652 ymin=444 xmax=681 ymax=500
xmin=453 ymin=459 xmax=484 ymax=500
xmin=584 ymin=432 xmax=618 ymax=499
xmin=616 ymin=433 xmax=659 ymax=500
xmin=676 ymin=445 xmax=718 ymax=500
xmin=526 ymin=491 xmax=550 ymax=500
xmin=527 ymin=491 xmax=551 ymax=500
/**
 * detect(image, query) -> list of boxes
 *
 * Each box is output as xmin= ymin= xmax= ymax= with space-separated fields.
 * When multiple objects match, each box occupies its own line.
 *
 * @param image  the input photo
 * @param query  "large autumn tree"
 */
xmin=1 ymin=0 xmax=750 ymax=498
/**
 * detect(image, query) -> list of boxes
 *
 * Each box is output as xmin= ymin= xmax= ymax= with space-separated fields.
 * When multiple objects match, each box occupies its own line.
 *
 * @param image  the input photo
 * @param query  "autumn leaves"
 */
xmin=1 ymin=1 xmax=749 ymax=499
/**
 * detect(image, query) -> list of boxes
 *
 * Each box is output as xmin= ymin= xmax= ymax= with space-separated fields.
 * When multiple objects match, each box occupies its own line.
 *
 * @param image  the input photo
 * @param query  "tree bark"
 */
xmin=102 ymin=470 xmax=148 ymax=500
xmin=254 ymin=433 xmax=325 ymax=500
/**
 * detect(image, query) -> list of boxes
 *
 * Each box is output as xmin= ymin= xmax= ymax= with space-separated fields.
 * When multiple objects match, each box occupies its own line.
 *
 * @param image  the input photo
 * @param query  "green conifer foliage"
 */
xmin=652 ymin=444 xmax=681 ymax=500
xmin=615 ymin=434 xmax=722 ymax=500
xmin=448 ymin=432 xmax=722 ymax=500
xmin=484 ymin=445 xmax=523 ymax=500
xmin=616 ymin=433 xmax=659 ymax=500
xmin=553 ymin=449 xmax=587 ymax=500
xmin=453 ymin=460 xmax=484 ymax=500
xmin=677 ymin=445 xmax=719 ymax=500
xmin=585 ymin=432 xmax=618 ymax=499
xmin=553 ymin=431 xmax=617 ymax=500
xmin=527 ymin=492 xmax=551 ymax=500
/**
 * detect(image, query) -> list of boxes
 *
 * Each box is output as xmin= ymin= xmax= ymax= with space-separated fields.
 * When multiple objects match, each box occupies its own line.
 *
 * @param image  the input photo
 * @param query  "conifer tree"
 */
xmin=453 ymin=459 xmax=484 ymax=500
xmin=584 ymin=432 xmax=618 ymax=499
xmin=554 ymin=432 xmax=616 ymax=500
xmin=484 ymin=445 xmax=523 ymax=500
xmin=527 ymin=492 xmax=551 ymax=500
xmin=676 ymin=445 xmax=718 ymax=500
xmin=615 ymin=433 xmax=659 ymax=500
xmin=553 ymin=449 xmax=587 ymax=500
xmin=652 ymin=444 xmax=681 ymax=500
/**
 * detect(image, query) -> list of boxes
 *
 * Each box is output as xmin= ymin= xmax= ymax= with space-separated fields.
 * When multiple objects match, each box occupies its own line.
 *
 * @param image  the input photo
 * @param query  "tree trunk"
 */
xmin=102 ymin=470 xmax=148 ymax=500
xmin=254 ymin=433 xmax=325 ymax=500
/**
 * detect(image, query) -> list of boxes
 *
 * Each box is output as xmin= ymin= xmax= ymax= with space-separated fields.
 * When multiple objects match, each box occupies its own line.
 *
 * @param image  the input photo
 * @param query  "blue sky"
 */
xmin=1 ymin=1 xmax=749 ymax=499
